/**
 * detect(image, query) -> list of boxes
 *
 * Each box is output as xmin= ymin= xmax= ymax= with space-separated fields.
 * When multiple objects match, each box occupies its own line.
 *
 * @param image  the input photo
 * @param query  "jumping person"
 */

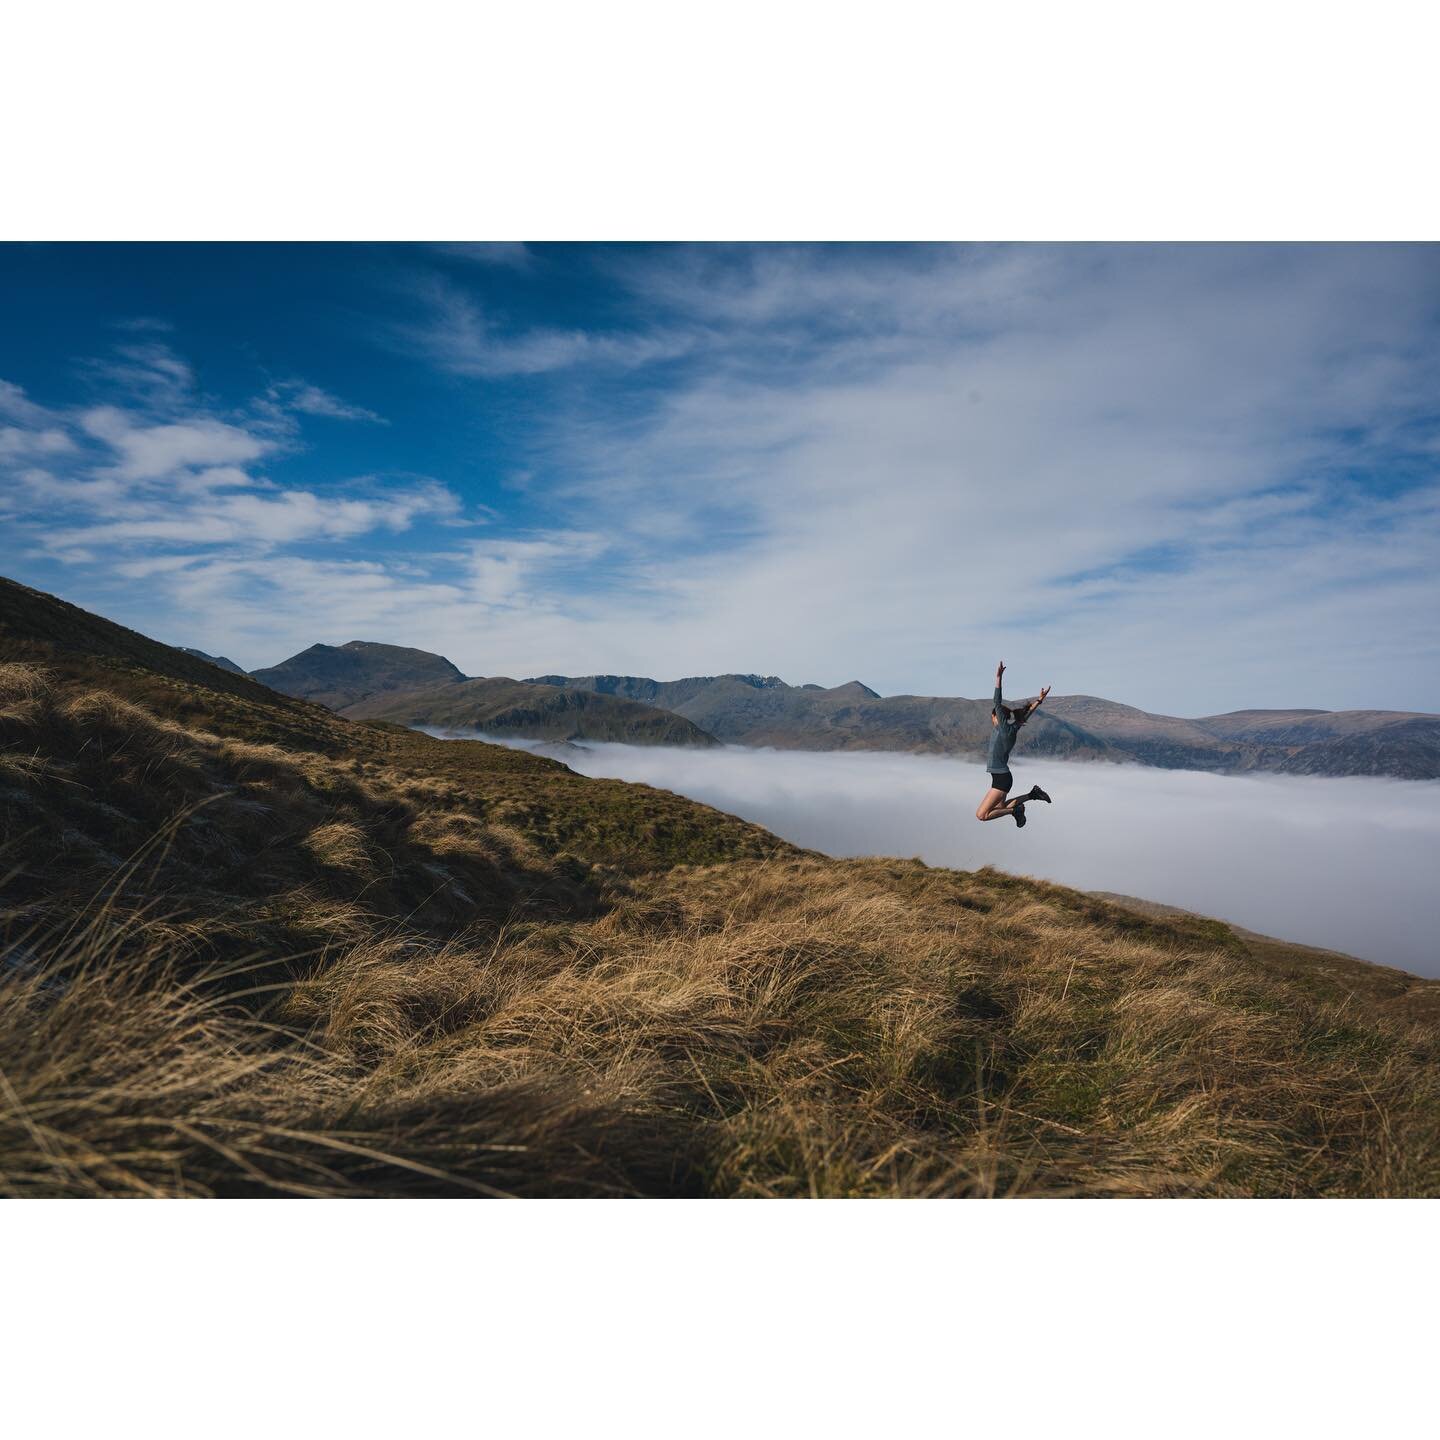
xmin=975 ymin=660 xmax=1053 ymax=827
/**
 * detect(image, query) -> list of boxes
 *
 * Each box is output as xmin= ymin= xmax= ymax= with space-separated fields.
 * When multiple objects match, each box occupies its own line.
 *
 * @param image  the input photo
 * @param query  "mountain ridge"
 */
xmin=528 ymin=672 xmax=1440 ymax=779
xmin=196 ymin=634 xmax=1440 ymax=779
xmin=180 ymin=647 xmax=247 ymax=674
xmin=342 ymin=676 xmax=720 ymax=747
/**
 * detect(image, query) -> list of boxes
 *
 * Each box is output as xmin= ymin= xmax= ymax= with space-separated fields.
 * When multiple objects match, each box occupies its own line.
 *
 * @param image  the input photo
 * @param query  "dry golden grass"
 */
xmin=3 ymin=662 xmax=1439 ymax=1197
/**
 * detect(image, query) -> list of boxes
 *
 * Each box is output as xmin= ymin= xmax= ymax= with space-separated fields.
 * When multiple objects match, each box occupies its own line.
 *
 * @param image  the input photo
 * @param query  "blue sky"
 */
xmin=2 ymin=242 xmax=1438 ymax=714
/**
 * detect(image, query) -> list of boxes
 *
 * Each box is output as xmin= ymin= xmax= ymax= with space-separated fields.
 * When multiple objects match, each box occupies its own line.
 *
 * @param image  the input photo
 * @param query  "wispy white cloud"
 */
xmin=119 ymin=552 xmax=482 ymax=666
xmin=400 ymin=276 xmax=690 ymax=377
xmin=79 ymin=405 xmax=272 ymax=480
xmin=430 ymin=242 xmax=533 ymax=268
xmin=256 ymin=379 xmax=387 ymax=426
xmin=2 ymin=346 xmax=462 ymax=589
xmin=81 ymin=341 xmax=197 ymax=410
xmin=0 ymin=379 xmax=59 ymax=426
xmin=45 ymin=484 xmax=459 ymax=552
xmin=466 ymin=533 xmax=608 ymax=605
xmin=96 ymin=529 xmax=608 ymax=669
xmin=0 ymin=425 xmax=74 ymax=459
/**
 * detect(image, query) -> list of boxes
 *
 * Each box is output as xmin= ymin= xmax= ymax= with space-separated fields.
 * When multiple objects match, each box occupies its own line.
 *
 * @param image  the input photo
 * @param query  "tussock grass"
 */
xmin=302 ymin=822 xmax=376 ymax=877
xmin=3 ymin=664 xmax=1438 ymax=1197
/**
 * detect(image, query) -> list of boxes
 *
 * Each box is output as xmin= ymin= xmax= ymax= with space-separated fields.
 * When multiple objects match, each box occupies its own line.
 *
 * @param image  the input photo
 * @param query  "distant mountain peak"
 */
xmin=251 ymin=640 xmax=465 ymax=710
xmin=180 ymin=647 xmax=246 ymax=675
xmin=337 ymin=639 xmax=464 ymax=667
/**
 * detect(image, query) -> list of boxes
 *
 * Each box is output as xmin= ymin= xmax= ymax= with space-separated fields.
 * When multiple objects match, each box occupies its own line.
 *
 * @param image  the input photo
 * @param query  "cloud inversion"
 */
xmin=459 ymin=740 xmax=1440 ymax=977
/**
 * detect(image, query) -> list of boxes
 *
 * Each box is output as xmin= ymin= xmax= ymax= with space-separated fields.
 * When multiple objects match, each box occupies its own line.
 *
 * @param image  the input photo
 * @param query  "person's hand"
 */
xmin=1038 ymin=684 xmax=1051 ymax=703
xmin=996 ymin=660 xmax=1006 ymax=676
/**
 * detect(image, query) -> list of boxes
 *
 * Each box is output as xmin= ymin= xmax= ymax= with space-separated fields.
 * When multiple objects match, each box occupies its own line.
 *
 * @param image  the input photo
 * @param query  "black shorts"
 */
xmin=989 ymin=770 xmax=1013 ymax=794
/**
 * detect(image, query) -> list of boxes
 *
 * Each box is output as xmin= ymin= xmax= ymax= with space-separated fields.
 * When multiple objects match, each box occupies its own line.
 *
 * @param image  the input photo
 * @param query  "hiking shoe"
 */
xmin=1031 ymin=786 xmax=1052 ymax=804
xmin=1013 ymin=802 xmax=1027 ymax=828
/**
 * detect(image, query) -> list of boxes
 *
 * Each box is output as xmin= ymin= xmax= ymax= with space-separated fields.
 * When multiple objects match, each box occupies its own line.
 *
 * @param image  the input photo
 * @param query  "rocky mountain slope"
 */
xmin=343 ymin=676 xmax=719 ymax=747
xmin=247 ymin=644 xmax=720 ymax=747
xmin=251 ymin=640 xmax=467 ymax=710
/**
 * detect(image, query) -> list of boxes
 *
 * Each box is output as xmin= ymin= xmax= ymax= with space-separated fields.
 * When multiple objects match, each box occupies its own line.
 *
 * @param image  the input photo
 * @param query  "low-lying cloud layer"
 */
xmin=456 ymin=739 xmax=1440 ymax=976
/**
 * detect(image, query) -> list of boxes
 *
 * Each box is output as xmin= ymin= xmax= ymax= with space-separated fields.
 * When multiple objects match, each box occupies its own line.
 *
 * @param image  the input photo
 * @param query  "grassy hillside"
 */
xmin=0 ymin=575 xmax=342 ymax=752
xmin=2 ymin=577 xmax=1438 ymax=1197
xmin=345 ymin=676 xmax=720 ymax=748
xmin=1090 ymin=893 xmax=1440 ymax=1025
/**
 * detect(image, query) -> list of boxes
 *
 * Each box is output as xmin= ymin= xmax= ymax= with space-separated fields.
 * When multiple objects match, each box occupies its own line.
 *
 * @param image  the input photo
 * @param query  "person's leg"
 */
xmin=976 ymin=786 xmax=1014 ymax=820
xmin=1013 ymin=784 xmax=1052 ymax=804
xmin=976 ymin=772 xmax=1007 ymax=820
xmin=976 ymin=780 xmax=1023 ymax=821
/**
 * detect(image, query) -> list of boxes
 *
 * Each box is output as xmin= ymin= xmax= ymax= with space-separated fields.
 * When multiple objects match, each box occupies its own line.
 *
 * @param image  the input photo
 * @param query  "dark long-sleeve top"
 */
xmin=987 ymin=683 xmax=1022 ymax=773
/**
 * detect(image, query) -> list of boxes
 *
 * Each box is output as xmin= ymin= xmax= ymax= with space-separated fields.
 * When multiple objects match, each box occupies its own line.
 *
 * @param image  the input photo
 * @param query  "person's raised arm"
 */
xmin=994 ymin=660 xmax=1005 ymax=715
xmin=1025 ymin=684 xmax=1052 ymax=720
